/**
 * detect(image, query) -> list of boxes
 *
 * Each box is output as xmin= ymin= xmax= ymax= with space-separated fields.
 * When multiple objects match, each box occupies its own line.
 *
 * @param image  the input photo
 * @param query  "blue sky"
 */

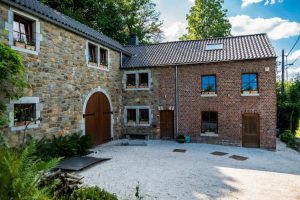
xmin=153 ymin=0 xmax=300 ymax=78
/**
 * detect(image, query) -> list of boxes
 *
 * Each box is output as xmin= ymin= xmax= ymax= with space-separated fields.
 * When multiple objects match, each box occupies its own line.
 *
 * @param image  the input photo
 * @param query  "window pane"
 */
xmin=202 ymin=112 xmax=218 ymax=133
xmin=100 ymin=48 xmax=108 ymax=66
xmin=13 ymin=15 xmax=33 ymax=44
xmin=14 ymin=104 xmax=36 ymax=126
xmin=250 ymin=82 xmax=257 ymax=90
xmin=126 ymin=74 xmax=136 ymax=88
xmin=13 ymin=21 xmax=20 ymax=32
xmin=139 ymin=109 xmax=149 ymax=124
xmin=139 ymin=73 xmax=149 ymax=88
xmin=127 ymin=109 xmax=136 ymax=124
xmin=249 ymin=74 xmax=257 ymax=83
xmin=88 ymin=44 xmax=97 ymax=63
xmin=13 ymin=32 xmax=20 ymax=41
xmin=242 ymin=74 xmax=258 ymax=91
xmin=202 ymin=75 xmax=216 ymax=92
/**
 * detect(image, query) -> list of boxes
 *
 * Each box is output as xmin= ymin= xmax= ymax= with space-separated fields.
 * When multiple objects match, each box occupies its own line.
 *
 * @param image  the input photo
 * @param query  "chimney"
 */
xmin=129 ymin=34 xmax=139 ymax=45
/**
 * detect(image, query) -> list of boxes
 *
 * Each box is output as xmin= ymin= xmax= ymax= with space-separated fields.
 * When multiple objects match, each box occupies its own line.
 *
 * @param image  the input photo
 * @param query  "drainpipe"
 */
xmin=175 ymin=65 xmax=179 ymax=136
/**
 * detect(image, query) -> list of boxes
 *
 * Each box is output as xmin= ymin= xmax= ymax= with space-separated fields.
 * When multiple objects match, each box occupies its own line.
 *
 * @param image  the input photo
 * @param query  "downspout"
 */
xmin=175 ymin=65 xmax=179 ymax=136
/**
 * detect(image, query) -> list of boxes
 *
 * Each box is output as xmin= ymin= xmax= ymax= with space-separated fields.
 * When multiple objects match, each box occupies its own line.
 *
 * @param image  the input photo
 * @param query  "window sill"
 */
xmin=11 ymin=123 xmax=39 ymax=131
xmin=241 ymin=93 xmax=260 ymax=97
xmin=125 ymin=123 xmax=151 ymax=127
xmin=125 ymin=87 xmax=150 ymax=91
xmin=87 ymin=64 xmax=109 ymax=72
xmin=201 ymin=94 xmax=217 ymax=97
xmin=201 ymin=132 xmax=218 ymax=137
xmin=11 ymin=46 xmax=38 ymax=55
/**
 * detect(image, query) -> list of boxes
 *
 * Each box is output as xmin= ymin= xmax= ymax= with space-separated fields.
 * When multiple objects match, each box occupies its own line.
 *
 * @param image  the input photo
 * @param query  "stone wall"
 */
xmin=122 ymin=59 xmax=277 ymax=149
xmin=0 ymin=3 xmax=123 ymax=144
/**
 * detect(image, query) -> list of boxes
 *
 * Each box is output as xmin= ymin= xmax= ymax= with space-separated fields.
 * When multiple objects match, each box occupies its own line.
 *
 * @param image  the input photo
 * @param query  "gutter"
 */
xmin=175 ymin=65 xmax=179 ymax=136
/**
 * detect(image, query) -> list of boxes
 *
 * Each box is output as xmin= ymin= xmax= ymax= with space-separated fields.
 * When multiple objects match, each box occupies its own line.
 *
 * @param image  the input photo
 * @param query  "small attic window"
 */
xmin=205 ymin=43 xmax=224 ymax=50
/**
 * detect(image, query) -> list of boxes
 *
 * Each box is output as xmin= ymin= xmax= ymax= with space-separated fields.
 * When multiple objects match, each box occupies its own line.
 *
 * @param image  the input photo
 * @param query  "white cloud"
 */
xmin=288 ymin=67 xmax=300 ymax=79
xmin=242 ymin=0 xmax=264 ymax=8
xmin=287 ymin=49 xmax=300 ymax=61
xmin=162 ymin=22 xmax=187 ymax=41
xmin=229 ymin=15 xmax=300 ymax=40
xmin=187 ymin=0 xmax=195 ymax=3
xmin=242 ymin=0 xmax=283 ymax=8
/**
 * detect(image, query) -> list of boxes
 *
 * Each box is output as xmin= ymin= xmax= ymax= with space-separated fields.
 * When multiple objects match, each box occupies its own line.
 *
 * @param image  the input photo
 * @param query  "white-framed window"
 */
xmin=124 ymin=106 xmax=151 ymax=126
xmin=5 ymin=8 xmax=42 ymax=55
xmin=86 ymin=41 xmax=110 ymax=71
xmin=7 ymin=97 xmax=42 ymax=131
xmin=123 ymin=70 xmax=152 ymax=90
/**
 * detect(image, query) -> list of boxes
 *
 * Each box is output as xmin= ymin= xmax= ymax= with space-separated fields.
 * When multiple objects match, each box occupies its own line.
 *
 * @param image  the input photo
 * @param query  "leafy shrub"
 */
xmin=280 ymin=129 xmax=296 ymax=148
xmin=70 ymin=186 xmax=118 ymax=200
xmin=36 ymin=133 xmax=92 ymax=161
xmin=0 ymin=141 xmax=59 ymax=200
xmin=176 ymin=134 xmax=185 ymax=140
xmin=0 ymin=43 xmax=27 ymax=127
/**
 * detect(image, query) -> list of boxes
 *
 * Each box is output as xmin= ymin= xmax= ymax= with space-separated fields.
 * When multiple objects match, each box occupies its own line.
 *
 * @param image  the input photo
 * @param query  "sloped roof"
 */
xmin=123 ymin=34 xmax=276 ymax=68
xmin=3 ymin=0 xmax=131 ymax=55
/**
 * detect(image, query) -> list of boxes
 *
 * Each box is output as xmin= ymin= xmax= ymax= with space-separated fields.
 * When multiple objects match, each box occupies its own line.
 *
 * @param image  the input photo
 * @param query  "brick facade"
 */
xmin=122 ymin=59 xmax=277 ymax=149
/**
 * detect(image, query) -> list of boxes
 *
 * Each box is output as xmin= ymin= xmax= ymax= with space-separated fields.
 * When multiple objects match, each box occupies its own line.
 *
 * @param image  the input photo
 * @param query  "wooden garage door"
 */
xmin=85 ymin=92 xmax=111 ymax=145
xmin=242 ymin=114 xmax=260 ymax=148
xmin=160 ymin=110 xmax=174 ymax=139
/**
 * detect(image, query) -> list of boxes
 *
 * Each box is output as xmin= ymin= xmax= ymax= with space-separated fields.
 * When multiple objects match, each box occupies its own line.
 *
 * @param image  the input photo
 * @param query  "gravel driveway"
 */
xmin=80 ymin=140 xmax=300 ymax=200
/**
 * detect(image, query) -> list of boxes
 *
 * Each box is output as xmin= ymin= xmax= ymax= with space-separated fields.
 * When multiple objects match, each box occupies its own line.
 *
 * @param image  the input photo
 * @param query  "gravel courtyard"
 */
xmin=80 ymin=140 xmax=300 ymax=200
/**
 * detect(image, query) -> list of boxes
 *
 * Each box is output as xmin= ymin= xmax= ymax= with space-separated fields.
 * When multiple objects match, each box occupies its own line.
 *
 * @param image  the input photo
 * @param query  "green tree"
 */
xmin=40 ymin=0 xmax=163 ymax=44
xmin=277 ymin=75 xmax=300 ymax=133
xmin=180 ymin=0 xmax=231 ymax=40
xmin=0 ymin=43 xmax=27 ymax=127
xmin=121 ymin=0 xmax=163 ymax=44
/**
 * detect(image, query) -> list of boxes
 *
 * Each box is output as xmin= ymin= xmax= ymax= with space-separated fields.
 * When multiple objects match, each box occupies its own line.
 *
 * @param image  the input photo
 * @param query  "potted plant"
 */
xmin=203 ymin=85 xmax=215 ymax=95
xmin=15 ymin=38 xmax=26 ymax=49
xmin=139 ymin=83 xmax=148 ymax=88
xmin=127 ymin=84 xmax=135 ymax=88
xmin=89 ymin=61 xmax=97 ymax=66
xmin=26 ymin=41 xmax=35 ymax=51
xmin=100 ymin=61 xmax=108 ymax=67
xmin=176 ymin=134 xmax=185 ymax=143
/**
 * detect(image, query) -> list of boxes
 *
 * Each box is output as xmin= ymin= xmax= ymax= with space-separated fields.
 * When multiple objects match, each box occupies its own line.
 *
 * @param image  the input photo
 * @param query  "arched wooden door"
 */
xmin=85 ymin=92 xmax=111 ymax=145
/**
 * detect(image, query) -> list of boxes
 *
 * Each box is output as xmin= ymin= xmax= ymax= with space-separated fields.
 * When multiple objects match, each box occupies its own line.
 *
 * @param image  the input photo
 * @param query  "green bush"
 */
xmin=280 ymin=129 xmax=296 ymax=148
xmin=176 ymin=134 xmax=185 ymax=140
xmin=36 ymin=133 xmax=92 ymax=161
xmin=70 ymin=186 xmax=118 ymax=200
xmin=0 ymin=141 xmax=60 ymax=200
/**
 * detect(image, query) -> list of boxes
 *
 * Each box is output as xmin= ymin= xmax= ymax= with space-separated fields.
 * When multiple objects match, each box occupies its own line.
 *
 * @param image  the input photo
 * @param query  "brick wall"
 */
xmin=122 ymin=59 xmax=277 ymax=149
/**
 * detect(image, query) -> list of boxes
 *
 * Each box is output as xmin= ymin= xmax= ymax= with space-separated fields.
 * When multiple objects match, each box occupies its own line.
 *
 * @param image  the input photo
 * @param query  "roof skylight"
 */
xmin=205 ymin=43 xmax=224 ymax=50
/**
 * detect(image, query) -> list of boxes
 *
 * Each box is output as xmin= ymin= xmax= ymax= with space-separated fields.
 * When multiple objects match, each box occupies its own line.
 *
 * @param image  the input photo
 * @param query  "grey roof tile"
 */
xmin=123 ymin=34 xmax=276 ymax=68
xmin=4 ymin=0 xmax=130 ymax=54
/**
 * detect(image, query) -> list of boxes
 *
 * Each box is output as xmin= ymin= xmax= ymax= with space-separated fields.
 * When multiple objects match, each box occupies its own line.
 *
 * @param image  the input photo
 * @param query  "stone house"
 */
xmin=0 ymin=0 xmax=277 ymax=149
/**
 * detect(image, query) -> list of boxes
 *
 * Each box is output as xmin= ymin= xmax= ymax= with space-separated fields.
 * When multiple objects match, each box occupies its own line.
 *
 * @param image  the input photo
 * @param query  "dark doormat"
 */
xmin=173 ymin=149 xmax=186 ymax=153
xmin=55 ymin=156 xmax=111 ymax=171
xmin=229 ymin=155 xmax=248 ymax=161
xmin=211 ymin=151 xmax=228 ymax=156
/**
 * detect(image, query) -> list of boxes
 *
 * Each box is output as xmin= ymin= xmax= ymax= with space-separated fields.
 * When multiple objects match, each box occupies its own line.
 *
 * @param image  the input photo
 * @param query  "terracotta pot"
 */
xmin=15 ymin=41 xmax=26 ymax=49
xmin=250 ymin=90 xmax=258 ymax=94
xmin=89 ymin=62 xmax=97 ymax=66
xmin=26 ymin=45 xmax=35 ymax=51
xmin=15 ymin=121 xmax=25 ymax=127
